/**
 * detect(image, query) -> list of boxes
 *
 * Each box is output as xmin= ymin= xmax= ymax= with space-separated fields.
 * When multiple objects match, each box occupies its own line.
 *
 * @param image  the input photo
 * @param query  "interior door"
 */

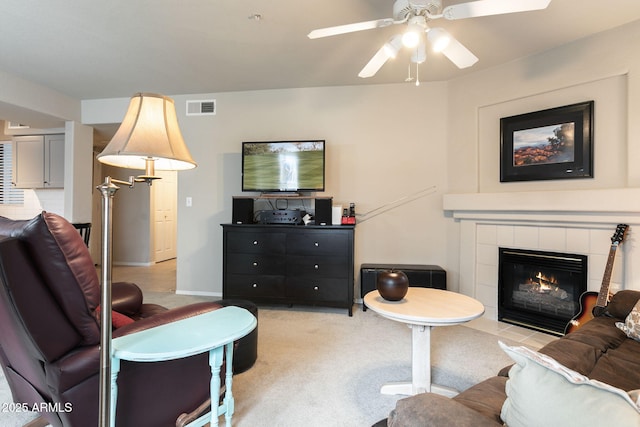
xmin=153 ymin=170 xmax=177 ymax=262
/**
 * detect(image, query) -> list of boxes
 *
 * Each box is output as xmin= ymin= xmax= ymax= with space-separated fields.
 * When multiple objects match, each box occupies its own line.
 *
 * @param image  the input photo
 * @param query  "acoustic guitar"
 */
xmin=564 ymin=223 xmax=628 ymax=335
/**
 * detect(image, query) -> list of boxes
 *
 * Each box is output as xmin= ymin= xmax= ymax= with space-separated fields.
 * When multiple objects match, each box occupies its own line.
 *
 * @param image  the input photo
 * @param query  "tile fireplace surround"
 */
xmin=443 ymin=188 xmax=640 ymax=322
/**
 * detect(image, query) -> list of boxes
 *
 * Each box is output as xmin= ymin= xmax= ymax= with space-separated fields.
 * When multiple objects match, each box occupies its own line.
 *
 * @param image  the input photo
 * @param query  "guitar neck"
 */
xmin=596 ymin=242 xmax=618 ymax=307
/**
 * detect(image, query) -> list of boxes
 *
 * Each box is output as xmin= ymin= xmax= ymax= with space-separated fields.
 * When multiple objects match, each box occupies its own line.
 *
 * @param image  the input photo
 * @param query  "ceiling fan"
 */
xmin=308 ymin=0 xmax=552 ymax=78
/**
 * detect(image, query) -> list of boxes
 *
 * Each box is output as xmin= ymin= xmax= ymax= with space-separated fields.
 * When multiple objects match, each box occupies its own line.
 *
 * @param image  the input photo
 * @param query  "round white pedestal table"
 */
xmin=364 ymin=287 xmax=485 ymax=397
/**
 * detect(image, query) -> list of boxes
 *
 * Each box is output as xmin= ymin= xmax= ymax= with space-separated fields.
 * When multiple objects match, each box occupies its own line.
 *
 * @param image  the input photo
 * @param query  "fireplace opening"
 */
xmin=498 ymin=248 xmax=587 ymax=336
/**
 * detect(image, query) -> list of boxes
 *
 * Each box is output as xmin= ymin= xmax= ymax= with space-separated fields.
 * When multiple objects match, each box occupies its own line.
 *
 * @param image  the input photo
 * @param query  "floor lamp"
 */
xmin=96 ymin=93 xmax=197 ymax=427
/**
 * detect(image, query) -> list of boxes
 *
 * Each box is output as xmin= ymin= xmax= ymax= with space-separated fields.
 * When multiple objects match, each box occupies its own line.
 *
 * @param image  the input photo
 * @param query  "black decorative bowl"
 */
xmin=376 ymin=270 xmax=409 ymax=301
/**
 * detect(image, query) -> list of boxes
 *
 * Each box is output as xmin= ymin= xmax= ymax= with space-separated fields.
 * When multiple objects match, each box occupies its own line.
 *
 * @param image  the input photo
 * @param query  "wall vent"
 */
xmin=7 ymin=122 xmax=30 ymax=129
xmin=186 ymin=100 xmax=216 ymax=116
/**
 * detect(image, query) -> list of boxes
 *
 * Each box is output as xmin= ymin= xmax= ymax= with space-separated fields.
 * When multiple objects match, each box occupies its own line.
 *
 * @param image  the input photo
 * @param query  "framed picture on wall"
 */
xmin=500 ymin=101 xmax=594 ymax=182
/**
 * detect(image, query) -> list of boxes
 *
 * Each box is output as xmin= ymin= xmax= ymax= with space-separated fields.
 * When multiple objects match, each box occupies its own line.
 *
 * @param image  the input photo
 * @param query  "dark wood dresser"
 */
xmin=221 ymin=224 xmax=355 ymax=315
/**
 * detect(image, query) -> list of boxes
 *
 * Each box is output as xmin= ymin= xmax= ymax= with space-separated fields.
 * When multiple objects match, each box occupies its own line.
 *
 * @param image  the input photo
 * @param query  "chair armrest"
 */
xmin=388 ymin=393 xmax=502 ymax=427
xmin=606 ymin=290 xmax=640 ymax=319
xmin=112 ymin=302 xmax=223 ymax=338
xmin=111 ymin=282 xmax=143 ymax=316
xmin=48 ymin=303 xmax=223 ymax=391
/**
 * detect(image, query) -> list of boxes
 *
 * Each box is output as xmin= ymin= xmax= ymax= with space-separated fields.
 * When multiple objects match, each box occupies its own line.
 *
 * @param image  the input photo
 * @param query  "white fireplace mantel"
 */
xmin=444 ymin=188 xmax=640 ymax=225
xmin=442 ymin=188 xmax=640 ymax=322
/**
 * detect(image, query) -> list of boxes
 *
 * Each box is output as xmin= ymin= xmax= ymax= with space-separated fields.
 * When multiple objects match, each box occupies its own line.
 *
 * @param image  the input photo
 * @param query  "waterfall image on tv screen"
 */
xmin=242 ymin=140 xmax=325 ymax=192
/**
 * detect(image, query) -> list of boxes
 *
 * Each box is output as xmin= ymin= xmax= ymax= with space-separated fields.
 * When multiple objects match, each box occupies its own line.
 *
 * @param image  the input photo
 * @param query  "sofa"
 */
xmin=0 ymin=212 xmax=225 ymax=427
xmin=384 ymin=290 xmax=640 ymax=426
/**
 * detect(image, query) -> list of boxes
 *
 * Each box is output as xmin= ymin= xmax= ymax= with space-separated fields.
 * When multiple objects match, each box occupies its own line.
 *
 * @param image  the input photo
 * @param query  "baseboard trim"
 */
xmin=175 ymin=290 xmax=222 ymax=298
xmin=112 ymin=261 xmax=155 ymax=267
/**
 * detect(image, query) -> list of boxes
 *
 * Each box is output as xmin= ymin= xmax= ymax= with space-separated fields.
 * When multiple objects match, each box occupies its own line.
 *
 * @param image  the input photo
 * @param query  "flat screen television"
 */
xmin=242 ymin=140 xmax=325 ymax=193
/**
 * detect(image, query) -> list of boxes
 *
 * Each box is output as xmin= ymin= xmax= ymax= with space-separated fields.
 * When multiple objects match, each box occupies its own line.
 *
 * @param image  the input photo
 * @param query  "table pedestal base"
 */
xmin=379 ymin=324 xmax=459 ymax=398
xmin=380 ymin=382 xmax=458 ymax=398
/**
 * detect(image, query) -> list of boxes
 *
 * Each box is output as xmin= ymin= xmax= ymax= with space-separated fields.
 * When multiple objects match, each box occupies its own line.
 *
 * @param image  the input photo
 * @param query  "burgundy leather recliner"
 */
xmin=0 ymin=212 xmax=223 ymax=427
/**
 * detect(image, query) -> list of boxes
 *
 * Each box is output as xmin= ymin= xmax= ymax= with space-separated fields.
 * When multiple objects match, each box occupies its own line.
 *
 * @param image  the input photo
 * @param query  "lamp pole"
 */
xmin=98 ymin=176 xmax=119 ymax=427
xmin=98 ymin=174 xmax=155 ymax=427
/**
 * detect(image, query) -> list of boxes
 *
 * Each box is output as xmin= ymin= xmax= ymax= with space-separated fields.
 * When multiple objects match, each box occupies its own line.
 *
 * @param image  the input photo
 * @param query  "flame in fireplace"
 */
xmin=535 ymin=271 xmax=557 ymax=292
xmin=520 ymin=272 xmax=568 ymax=300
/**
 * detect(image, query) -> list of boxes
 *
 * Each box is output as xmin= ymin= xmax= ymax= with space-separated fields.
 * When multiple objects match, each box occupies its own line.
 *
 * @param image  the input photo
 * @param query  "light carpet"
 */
xmin=0 ymin=293 xmax=522 ymax=427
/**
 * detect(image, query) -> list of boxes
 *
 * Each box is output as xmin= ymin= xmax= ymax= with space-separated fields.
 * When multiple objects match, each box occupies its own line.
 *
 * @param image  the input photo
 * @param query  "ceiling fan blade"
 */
xmin=437 ymin=31 xmax=479 ymax=69
xmin=442 ymin=0 xmax=551 ymax=20
xmin=358 ymin=46 xmax=392 ymax=78
xmin=308 ymin=18 xmax=394 ymax=39
xmin=358 ymin=35 xmax=402 ymax=78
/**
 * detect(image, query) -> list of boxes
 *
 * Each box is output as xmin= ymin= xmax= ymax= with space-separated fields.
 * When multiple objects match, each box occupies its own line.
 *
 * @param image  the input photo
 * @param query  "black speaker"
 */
xmin=315 ymin=198 xmax=333 ymax=225
xmin=232 ymin=198 xmax=254 ymax=224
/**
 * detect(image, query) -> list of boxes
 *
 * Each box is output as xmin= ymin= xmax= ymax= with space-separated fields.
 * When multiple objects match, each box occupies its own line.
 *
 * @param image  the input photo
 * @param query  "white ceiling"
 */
xmin=1 ymin=0 xmax=640 ymax=102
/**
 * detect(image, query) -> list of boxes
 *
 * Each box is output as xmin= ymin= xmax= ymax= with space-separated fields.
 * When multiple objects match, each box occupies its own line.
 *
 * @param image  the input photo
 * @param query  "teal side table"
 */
xmin=110 ymin=306 xmax=257 ymax=427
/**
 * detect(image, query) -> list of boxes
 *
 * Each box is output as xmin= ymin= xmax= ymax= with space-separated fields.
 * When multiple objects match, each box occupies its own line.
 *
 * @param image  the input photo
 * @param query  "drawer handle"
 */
xmin=314 ymin=264 xmax=319 ymax=269
xmin=314 ymin=242 xmax=319 ymax=247
xmin=253 ymin=240 xmax=259 ymax=245
xmin=252 ymin=262 xmax=258 ymax=267
xmin=313 ymin=286 xmax=319 ymax=291
xmin=252 ymin=283 xmax=258 ymax=288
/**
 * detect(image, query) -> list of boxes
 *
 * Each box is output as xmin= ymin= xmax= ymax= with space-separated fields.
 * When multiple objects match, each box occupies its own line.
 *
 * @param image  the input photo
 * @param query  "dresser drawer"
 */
xmin=287 ymin=255 xmax=349 ymax=278
xmin=287 ymin=232 xmax=348 ymax=256
xmin=225 ymin=274 xmax=285 ymax=298
xmin=226 ymin=231 xmax=286 ymax=254
xmin=286 ymin=278 xmax=348 ymax=302
xmin=226 ymin=253 xmax=286 ymax=275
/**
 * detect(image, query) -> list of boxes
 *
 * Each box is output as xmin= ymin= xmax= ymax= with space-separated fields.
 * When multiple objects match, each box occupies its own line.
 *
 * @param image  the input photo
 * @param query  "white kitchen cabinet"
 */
xmin=44 ymin=134 xmax=65 ymax=188
xmin=12 ymin=134 xmax=65 ymax=188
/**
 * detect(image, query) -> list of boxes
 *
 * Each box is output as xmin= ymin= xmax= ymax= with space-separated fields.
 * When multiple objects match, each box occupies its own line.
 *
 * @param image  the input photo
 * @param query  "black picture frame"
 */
xmin=500 ymin=101 xmax=594 ymax=182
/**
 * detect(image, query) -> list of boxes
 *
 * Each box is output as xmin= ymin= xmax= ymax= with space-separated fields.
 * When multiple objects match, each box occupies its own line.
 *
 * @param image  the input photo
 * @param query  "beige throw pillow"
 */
xmin=616 ymin=299 xmax=640 ymax=342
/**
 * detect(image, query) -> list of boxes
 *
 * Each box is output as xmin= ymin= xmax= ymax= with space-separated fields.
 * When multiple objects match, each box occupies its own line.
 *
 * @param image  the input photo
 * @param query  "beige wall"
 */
xmin=83 ymin=83 xmax=451 ymax=296
xmin=447 ymin=20 xmax=640 ymax=194
xmin=171 ymin=83 xmax=450 ymax=296
xmin=64 ymin=121 xmax=94 ymax=223
xmin=0 ymin=69 xmax=79 ymax=128
xmin=112 ymin=171 xmax=153 ymax=266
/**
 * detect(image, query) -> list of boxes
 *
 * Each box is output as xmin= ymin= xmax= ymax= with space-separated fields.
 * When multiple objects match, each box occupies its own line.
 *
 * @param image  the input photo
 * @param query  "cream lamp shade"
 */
xmin=97 ymin=92 xmax=197 ymax=172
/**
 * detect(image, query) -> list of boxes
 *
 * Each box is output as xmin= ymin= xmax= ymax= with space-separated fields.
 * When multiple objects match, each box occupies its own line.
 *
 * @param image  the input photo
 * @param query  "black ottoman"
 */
xmin=213 ymin=299 xmax=258 ymax=374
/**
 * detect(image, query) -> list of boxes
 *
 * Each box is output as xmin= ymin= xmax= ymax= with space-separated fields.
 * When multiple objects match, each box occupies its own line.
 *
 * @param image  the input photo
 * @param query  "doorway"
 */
xmin=152 ymin=170 xmax=177 ymax=262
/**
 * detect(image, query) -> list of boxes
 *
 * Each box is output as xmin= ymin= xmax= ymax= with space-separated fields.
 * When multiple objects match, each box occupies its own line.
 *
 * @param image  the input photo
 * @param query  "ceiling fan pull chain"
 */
xmin=405 ymin=64 xmax=414 ymax=82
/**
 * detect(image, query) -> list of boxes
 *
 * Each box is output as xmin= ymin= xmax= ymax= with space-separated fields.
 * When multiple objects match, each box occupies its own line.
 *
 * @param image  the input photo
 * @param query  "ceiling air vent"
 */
xmin=186 ymin=100 xmax=216 ymax=116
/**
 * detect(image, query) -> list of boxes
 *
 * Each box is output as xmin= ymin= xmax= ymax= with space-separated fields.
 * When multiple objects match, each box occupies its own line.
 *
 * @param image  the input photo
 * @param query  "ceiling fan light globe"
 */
xmin=402 ymin=16 xmax=425 ymax=48
xmin=402 ymin=30 xmax=420 ymax=48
